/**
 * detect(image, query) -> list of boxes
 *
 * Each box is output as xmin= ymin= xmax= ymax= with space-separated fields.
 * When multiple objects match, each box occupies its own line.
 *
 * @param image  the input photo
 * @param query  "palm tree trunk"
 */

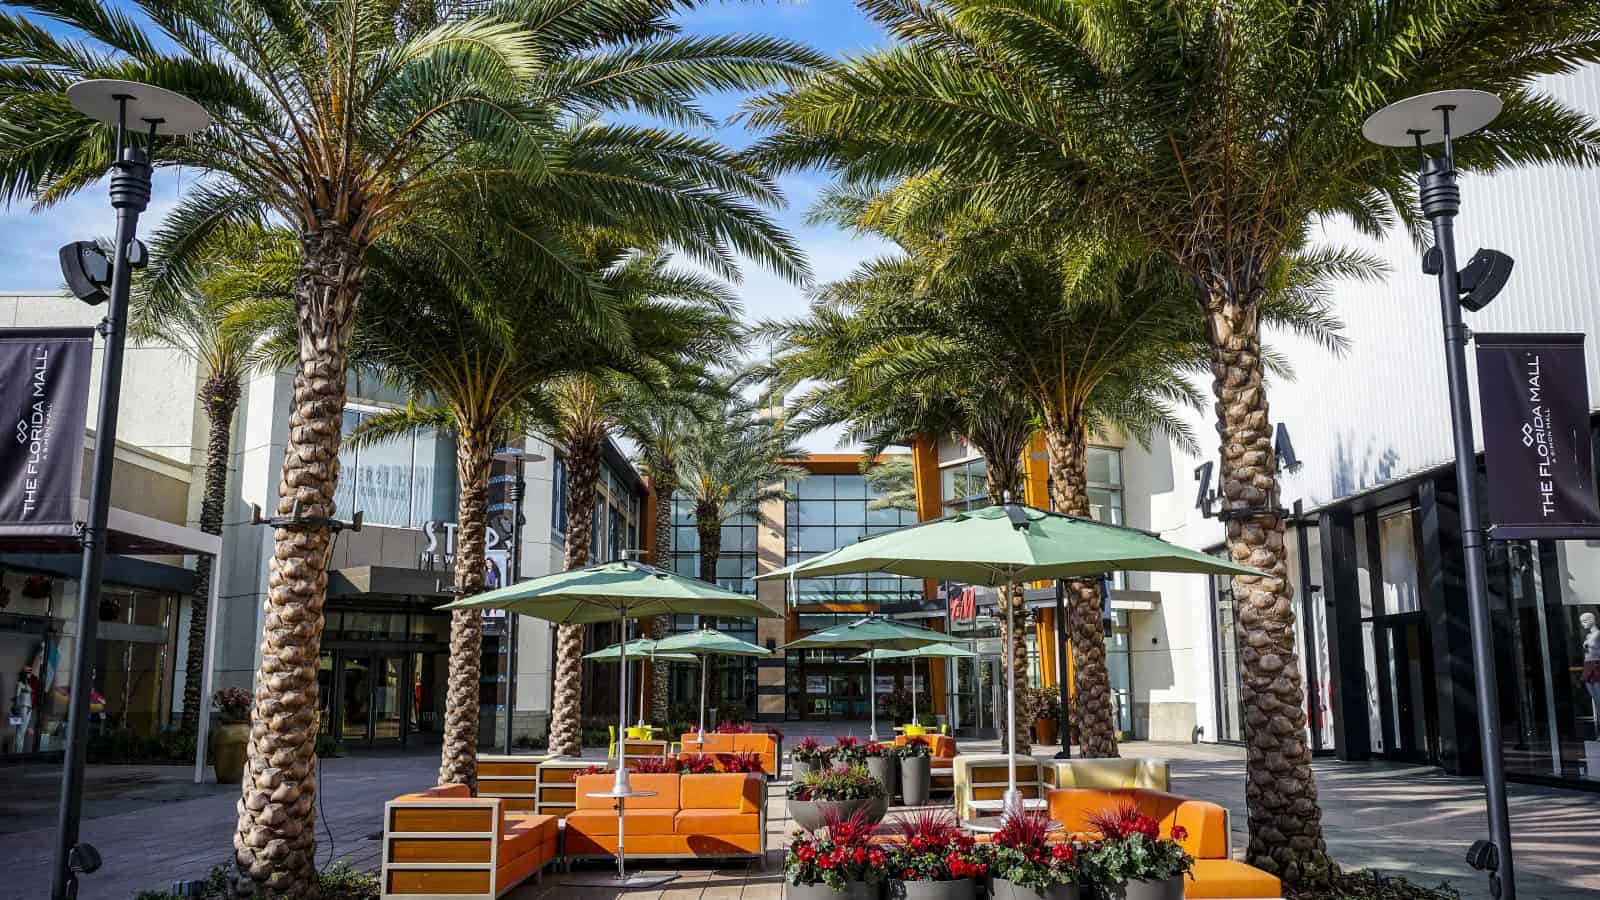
xmin=235 ymin=224 xmax=365 ymax=898
xmin=1206 ymin=291 xmax=1332 ymax=885
xmin=647 ymin=474 xmax=677 ymax=723
xmin=693 ymin=502 xmax=723 ymax=711
xmin=439 ymin=423 xmax=492 ymax=789
xmin=983 ymin=462 xmax=1029 ymax=755
xmin=1042 ymin=415 xmax=1119 ymax=759
xmin=181 ymin=376 xmax=239 ymax=734
xmin=549 ymin=431 xmax=603 ymax=757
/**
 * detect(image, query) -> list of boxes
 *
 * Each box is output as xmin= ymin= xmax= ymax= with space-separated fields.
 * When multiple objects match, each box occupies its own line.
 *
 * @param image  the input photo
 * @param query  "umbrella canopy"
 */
xmin=584 ymin=639 xmax=697 ymax=663
xmin=440 ymin=559 xmax=778 ymax=622
xmin=756 ymin=505 xmax=1260 ymax=584
xmin=651 ymin=628 xmax=770 ymax=734
xmin=781 ymin=615 xmax=948 ymax=738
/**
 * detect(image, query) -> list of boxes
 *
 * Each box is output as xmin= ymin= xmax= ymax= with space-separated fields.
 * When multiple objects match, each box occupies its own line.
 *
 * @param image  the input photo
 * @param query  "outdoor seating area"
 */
xmin=380 ymin=784 xmax=559 ymax=899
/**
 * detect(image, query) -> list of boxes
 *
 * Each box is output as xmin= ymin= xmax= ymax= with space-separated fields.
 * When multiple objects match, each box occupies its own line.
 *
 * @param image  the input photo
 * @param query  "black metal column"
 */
xmin=1421 ymin=146 xmax=1517 ymax=899
xmin=503 ymin=474 xmax=525 ymax=754
xmin=1052 ymin=579 xmax=1071 ymax=758
xmin=1317 ymin=508 xmax=1370 ymax=761
xmin=51 ymin=147 xmax=150 ymax=900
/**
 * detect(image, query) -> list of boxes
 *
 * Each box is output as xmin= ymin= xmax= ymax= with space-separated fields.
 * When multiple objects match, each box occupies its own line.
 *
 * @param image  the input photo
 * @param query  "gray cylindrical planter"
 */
xmin=899 ymin=755 xmax=931 ymax=806
xmin=789 ymin=796 xmax=889 ymax=831
xmin=990 ymin=878 xmax=1079 ymax=900
xmin=786 ymin=880 xmax=878 ymax=900
xmin=792 ymin=758 xmax=816 ymax=782
xmin=866 ymin=756 xmax=897 ymax=800
xmin=1101 ymin=878 xmax=1184 ymax=900
xmin=888 ymin=879 xmax=976 ymax=900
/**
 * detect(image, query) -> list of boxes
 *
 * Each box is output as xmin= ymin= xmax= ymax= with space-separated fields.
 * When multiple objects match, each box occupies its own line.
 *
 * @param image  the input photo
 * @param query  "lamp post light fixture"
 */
xmin=1363 ymin=88 xmax=1517 ymax=900
xmin=50 ymin=80 xmax=208 ymax=900
xmin=492 ymin=446 xmax=544 ymax=754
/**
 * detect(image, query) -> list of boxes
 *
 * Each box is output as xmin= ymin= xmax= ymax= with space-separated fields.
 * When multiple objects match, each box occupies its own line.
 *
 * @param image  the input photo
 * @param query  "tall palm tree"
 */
xmin=3 ymin=1 xmax=814 ymax=886
xmin=675 ymin=390 xmax=807 ymax=589
xmin=337 ymin=217 xmax=738 ymax=787
xmin=742 ymin=1 xmax=1596 ymax=876
xmin=132 ymin=223 xmax=294 ymax=734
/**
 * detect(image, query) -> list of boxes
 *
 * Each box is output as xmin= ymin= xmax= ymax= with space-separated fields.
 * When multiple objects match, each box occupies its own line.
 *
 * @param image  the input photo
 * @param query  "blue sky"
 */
xmin=0 ymin=0 xmax=894 ymax=336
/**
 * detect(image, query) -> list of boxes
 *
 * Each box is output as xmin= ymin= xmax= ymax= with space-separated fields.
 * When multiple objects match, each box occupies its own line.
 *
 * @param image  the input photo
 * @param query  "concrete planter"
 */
xmin=210 ymin=722 xmax=251 ymax=784
xmin=786 ymin=880 xmax=879 ymax=900
xmin=789 ymin=796 xmax=889 ymax=832
xmin=899 ymin=755 xmax=931 ymax=806
xmin=888 ymin=879 xmax=977 ymax=900
xmin=990 ymin=878 xmax=1079 ymax=900
xmin=1101 ymin=877 xmax=1184 ymax=900
xmin=792 ymin=758 xmax=822 ymax=782
xmin=866 ymin=756 xmax=897 ymax=799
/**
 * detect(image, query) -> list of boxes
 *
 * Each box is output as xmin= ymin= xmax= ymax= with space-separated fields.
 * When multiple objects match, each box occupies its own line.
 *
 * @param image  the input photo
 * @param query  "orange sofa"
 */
xmin=679 ymin=732 xmax=781 ymax=777
xmin=563 ymin=772 xmax=767 ymax=863
xmin=381 ymin=784 xmax=558 ymax=899
xmin=1046 ymin=788 xmax=1282 ymax=900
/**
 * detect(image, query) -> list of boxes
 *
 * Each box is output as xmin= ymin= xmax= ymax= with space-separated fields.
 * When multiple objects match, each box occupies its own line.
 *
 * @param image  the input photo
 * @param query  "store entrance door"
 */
xmin=319 ymin=649 xmax=433 ymax=746
xmin=1380 ymin=613 xmax=1438 ymax=763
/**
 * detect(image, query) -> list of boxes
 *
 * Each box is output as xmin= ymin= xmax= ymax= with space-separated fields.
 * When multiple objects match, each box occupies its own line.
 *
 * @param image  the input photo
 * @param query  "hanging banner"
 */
xmin=0 ymin=328 xmax=94 ymax=538
xmin=1475 ymin=332 xmax=1600 ymax=539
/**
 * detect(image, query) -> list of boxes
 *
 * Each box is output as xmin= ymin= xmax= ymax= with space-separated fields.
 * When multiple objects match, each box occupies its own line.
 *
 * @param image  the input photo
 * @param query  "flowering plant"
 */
xmin=719 ymin=750 xmax=765 ymax=773
xmin=895 ymin=736 xmax=932 ymax=758
xmin=576 ymin=765 xmax=608 ymax=777
xmin=677 ymin=753 xmax=718 ymax=774
xmin=861 ymin=740 xmax=893 ymax=758
xmin=987 ymin=805 xmax=1082 ymax=891
xmin=833 ymin=735 xmax=864 ymax=764
xmin=1083 ymin=805 xmax=1194 ymax=883
xmin=715 ymin=721 xmax=753 ymax=733
xmin=212 ymin=687 xmax=253 ymax=723
xmin=793 ymin=736 xmax=833 ymax=765
xmin=785 ymin=808 xmax=887 ymax=890
xmin=788 ymin=764 xmax=886 ymax=802
xmin=630 ymin=757 xmax=677 ymax=774
xmin=886 ymin=808 xmax=988 ymax=882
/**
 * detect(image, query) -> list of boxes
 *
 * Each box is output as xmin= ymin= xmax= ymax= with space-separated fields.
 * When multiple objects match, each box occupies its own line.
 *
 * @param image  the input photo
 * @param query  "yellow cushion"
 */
xmin=626 ymin=726 xmax=647 ymax=739
xmin=904 ymin=724 xmax=927 ymax=736
xmin=1186 ymin=859 xmax=1282 ymax=898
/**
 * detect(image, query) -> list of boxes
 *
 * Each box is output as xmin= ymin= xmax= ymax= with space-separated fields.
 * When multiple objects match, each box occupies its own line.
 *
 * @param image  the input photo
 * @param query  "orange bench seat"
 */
xmin=382 ymin=784 xmax=558 ymax=899
xmin=563 ymin=772 xmax=767 ymax=860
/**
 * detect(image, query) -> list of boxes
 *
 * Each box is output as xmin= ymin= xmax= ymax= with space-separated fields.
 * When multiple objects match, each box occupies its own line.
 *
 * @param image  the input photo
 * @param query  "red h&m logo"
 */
xmin=949 ymin=586 xmax=976 ymax=624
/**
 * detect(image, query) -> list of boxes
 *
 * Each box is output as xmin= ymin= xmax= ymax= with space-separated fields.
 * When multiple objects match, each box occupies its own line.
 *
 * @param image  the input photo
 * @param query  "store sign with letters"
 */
xmin=1475 ymin=332 xmax=1600 ymax=539
xmin=0 ymin=328 xmax=93 ymax=537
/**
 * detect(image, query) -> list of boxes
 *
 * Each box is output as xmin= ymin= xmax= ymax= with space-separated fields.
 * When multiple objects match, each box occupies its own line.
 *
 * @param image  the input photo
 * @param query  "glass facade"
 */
xmin=785 ymin=473 xmax=921 ymax=606
xmin=334 ymin=405 xmax=458 ymax=527
xmin=667 ymin=498 xmax=757 ymax=593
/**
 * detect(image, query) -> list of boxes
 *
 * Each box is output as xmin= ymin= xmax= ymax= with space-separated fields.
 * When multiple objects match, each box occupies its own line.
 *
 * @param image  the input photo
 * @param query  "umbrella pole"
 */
xmin=1005 ymin=579 xmax=1018 ymax=812
xmin=698 ymin=655 xmax=708 ymax=736
xmin=869 ymin=652 xmax=878 ymax=742
xmin=615 ymin=616 xmax=632 ymax=794
xmin=639 ymin=650 xmax=648 ymax=728
xmin=911 ymin=657 xmax=918 ymax=724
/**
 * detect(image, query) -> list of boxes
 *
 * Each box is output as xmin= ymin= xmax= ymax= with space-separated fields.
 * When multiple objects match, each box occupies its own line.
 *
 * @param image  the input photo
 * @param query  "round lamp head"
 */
xmin=66 ymin=80 xmax=210 ymax=136
xmin=1362 ymin=89 xmax=1501 ymax=148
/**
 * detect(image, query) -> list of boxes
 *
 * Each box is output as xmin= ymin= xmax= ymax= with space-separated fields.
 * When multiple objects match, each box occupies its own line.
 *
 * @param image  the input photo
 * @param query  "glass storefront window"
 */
xmin=785 ymin=474 xmax=919 ymax=606
xmin=334 ymin=406 xmax=458 ymax=527
xmin=1210 ymin=570 xmax=1245 ymax=743
xmin=940 ymin=458 xmax=989 ymax=512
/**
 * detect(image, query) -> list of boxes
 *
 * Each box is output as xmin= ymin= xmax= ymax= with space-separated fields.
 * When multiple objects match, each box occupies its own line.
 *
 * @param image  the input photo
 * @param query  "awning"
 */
xmin=0 ymin=501 xmax=221 ymax=557
xmin=328 ymin=565 xmax=455 ymax=598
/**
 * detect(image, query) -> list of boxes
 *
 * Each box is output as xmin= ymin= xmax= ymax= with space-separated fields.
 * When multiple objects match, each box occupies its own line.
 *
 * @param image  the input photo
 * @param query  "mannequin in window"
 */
xmin=1582 ymin=611 xmax=1600 ymax=708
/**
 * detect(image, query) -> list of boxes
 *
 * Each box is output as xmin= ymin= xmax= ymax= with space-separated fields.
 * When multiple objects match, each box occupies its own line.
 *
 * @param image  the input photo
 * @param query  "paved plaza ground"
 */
xmin=1 ymin=725 xmax=1595 ymax=900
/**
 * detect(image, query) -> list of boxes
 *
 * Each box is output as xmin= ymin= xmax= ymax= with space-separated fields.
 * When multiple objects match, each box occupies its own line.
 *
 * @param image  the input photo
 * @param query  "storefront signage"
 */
xmin=419 ymin=520 xmax=510 ymax=586
xmin=0 ymin=328 xmax=93 ymax=537
xmin=1476 ymin=333 xmax=1600 ymax=539
xmin=948 ymin=586 xmax=976 ymax=624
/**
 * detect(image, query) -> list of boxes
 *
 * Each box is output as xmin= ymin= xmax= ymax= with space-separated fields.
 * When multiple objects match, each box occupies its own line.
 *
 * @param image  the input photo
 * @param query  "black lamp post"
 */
xmin=493 ymin=446 xmax=544 ymax=754
xmin=1364 ymin=89 xmax=1517 ymax=900
xmin=50 ymin=80 xmax=208 ymax=900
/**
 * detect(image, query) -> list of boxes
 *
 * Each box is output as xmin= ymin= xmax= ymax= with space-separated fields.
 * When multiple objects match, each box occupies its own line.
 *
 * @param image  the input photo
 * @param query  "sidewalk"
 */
xmin=1 ymin=737 xmax=1595 ymax=899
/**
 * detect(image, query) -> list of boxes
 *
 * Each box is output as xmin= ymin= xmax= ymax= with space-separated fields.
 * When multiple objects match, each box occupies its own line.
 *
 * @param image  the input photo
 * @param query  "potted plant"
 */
xmin=897 ymin=736 xmax=933 ymax=806
xmin=788 ymin=764 xmax=888 ymax=831
xmin=721 ymin=750 xmax=766 ymax=775
xmin=210 ymin=687 xmax=253 ymax=784
xmin=784 ymin=808 xmax=888 ymax=900
xmin=1029 ymin=686 xmax=1060 ymax=745
xmin=862 ymin=740 xmax=897 ymax=799
xmin=793 ymin=737 xmax=833 ymax=781
xmin=1083 ymin=806 xmax=1195 ymax=900
xmin=987 ymin=806 xmax=1082 ymax=900
xmin=885 ymin=809 xmax=986 ymax=900
xmin=833 ymin=735 xmax=865 ymax=766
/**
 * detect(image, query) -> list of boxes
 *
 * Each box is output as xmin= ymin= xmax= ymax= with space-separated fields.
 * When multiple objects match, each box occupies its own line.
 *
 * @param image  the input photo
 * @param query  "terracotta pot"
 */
xmin=210 ymin=721 xmax=251 ymax=784
xmin=789 ymin=796 xmax=889 ymax=832
xmin=786 ymin=880 xmax=878 ymax=900
xmin=990 ymin=878 xmax=1079 ymax=900
xmin=888 ymin=879 xmax=976 ymax=900
xmin=1034 ymin=718 xmax=1058 ymax=744
xmin=899 ymin=755 xmax=931 ymax=806
xmin=1101 ymin=877 xmax=1184 ymax=900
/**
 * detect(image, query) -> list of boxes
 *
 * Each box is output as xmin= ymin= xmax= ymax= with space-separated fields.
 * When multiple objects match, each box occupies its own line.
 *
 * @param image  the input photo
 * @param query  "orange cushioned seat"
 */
xmin=1187 ymin=860 xmax=1282 ymax=899
xmin=564 ymin=809 xmax=679 ymax=836
xmin=675 ymin=810 xmax=758 ymax=835
xmin=499 ymin=817 xmax=547 ymax=862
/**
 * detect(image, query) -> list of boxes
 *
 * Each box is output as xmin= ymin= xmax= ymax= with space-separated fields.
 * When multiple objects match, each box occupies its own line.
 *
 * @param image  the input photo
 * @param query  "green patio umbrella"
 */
xmin=855 ymin=642 xmax=976 ymax=725
xmin=439 ymin=559 xmax=775 ymax=886
xmin=759 ymin=504 xmax=1259 ymax=808
xmin=585 ymin=638 xmax=696 ymax=728
xmin=651 ymin=629 xmax=771 ymax=735
xmin=781 ymin=615 xmax=950 ymax=740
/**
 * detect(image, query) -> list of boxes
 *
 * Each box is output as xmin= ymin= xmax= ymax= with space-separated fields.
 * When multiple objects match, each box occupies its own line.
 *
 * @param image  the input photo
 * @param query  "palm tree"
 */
xmin=675 ymin=390 xmax=807 ymax=588
xmin=3 ymin=1 xmax=814 ymax=886
xmin=131 ymin=223 xmax=294 ymax=734
xmin=742 ymin=1 xmax=1600 ymax=876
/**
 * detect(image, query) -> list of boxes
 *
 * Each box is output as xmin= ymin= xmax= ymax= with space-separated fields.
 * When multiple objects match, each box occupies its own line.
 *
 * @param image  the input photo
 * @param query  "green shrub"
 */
xmin=1286 ymin=871 xmax=1459 ymax=900
xmin=88 ymin=728 xmax=195 ymax=765
xmin=130 ymin=863 xmax=377 ymax=899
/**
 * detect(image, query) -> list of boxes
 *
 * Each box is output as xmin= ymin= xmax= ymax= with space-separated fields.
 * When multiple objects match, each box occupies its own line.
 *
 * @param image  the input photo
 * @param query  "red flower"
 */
xmin=797 ymin=845 xmax=816 ymax=862
xmin=869 ymin=850 xmax=886 ymax=867
xmin=853 ymin=847 xmax=867 ymax=864
xmin=910 ymin=836 xmax=926 ymax=851
xmin=1051 ymin=844 xmax=1075 ymax=862
xmin=902 ymin=869 xmax=916 ymax=880
xmin=1170 ymin=825 xmax=1189 ymax=842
